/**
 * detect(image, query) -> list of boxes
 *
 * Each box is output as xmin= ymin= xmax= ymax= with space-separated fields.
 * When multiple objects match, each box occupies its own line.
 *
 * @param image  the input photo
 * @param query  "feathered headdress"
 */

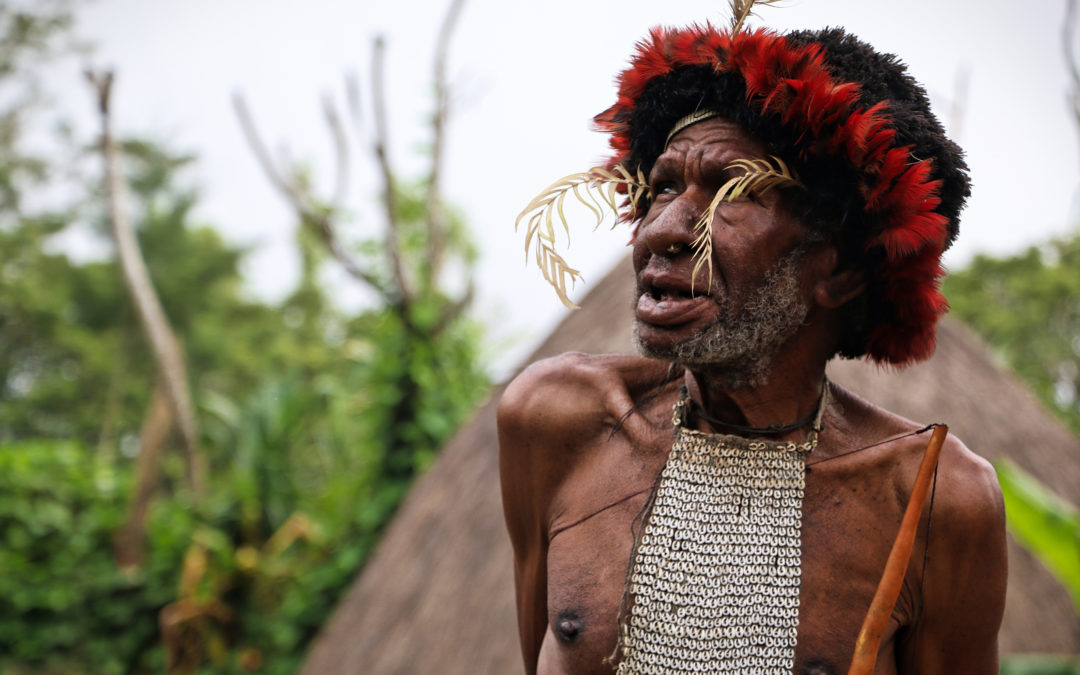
xmin=517 ymin=3 xmax=969 ymax=366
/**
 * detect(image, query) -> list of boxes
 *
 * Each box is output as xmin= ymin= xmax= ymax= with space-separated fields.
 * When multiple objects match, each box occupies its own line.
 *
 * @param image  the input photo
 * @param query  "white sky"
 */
xmin=50 ymin=0 xmax=1080 ymax=376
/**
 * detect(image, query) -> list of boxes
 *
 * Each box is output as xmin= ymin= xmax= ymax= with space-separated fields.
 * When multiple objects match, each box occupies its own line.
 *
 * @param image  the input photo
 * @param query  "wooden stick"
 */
xmin=848 ymin=424 xmax=948 ymax=675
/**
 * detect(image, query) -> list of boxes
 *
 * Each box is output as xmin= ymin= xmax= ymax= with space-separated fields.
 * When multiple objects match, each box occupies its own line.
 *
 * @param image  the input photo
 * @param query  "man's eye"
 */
xmin=654 ymin=183 xmax=678 ymax=196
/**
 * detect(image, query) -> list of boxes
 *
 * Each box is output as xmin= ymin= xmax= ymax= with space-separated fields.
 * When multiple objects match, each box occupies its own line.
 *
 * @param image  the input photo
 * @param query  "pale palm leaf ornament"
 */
xmin=515 ymin=164 xmax=650 ymax=308
xmin=691 ymin=155 xmax=803 ymax=294
xmin=516 ymin=156 xmax=802 ymax=306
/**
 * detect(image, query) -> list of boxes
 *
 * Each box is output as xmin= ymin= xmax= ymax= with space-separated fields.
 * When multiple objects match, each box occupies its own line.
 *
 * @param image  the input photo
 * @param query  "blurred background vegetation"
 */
xmin=0 ymin=0 xmax=1077 ymax=673
xmin=1 ymin=1 xmax=488 ymax=672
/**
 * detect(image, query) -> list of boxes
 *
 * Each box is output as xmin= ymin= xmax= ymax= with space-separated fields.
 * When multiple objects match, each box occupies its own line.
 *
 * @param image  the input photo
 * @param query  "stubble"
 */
xmin=633 ymin=249 xmax=809 ymax=389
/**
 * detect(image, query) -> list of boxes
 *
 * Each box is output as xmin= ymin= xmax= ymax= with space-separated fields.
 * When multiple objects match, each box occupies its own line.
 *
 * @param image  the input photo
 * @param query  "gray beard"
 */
xmin=633 ymin=249 xmax=809 ymax=390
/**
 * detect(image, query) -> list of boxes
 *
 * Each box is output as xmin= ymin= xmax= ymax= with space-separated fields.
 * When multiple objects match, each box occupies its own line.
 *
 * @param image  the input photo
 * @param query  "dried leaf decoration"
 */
xmin=729 ymin=0 xmax=785 ymax=37
xmin=515 ymin=164 xmax=650 ymax=308
xmin=691 ymin=155 xmax=803 ymax=293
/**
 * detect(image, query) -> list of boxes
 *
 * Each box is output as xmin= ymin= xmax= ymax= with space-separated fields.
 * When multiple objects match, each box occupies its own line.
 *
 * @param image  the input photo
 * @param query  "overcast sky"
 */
xmin=52 ymin=0 xmax=1080 ymax=376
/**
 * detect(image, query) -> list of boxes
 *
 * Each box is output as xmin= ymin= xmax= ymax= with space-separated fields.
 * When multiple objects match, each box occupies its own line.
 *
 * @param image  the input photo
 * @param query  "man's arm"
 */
xmin=499 ymin=354 xmax=604 ymax=673
xmin=498 ymin=363 xmax=553 ymax=674
xmin=905 ymin=437 xmax=1008 ymax=673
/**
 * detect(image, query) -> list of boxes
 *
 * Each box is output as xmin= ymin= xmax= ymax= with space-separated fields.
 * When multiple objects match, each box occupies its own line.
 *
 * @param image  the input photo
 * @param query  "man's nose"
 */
xmin=639 ymin=197 xmax=702 ymax=257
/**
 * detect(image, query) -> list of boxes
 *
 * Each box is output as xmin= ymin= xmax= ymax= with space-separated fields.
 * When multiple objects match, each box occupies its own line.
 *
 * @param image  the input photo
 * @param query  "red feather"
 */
xmin=596 ymin=25 xmax=954 ymax=366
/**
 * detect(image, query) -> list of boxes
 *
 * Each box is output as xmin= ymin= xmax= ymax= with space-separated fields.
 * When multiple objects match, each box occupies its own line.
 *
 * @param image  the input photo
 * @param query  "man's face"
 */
xmin=631 ymin=117 xmax=814 ymax=385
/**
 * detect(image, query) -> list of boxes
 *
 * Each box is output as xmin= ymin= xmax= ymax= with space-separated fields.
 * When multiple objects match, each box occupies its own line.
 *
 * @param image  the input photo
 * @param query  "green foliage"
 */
xmin=943 ymin=233 xmax=1080 ymax=433
xmin=1000 ymin=655 xmax=1080 ymax=675
xmin=0 ymin=0 xmax=79 ymax=218
xmin=0 ymin=138 xmax=344 ymax=445
xmin=188 ymin=373 xmax=415 ymax=673
xmin=994 ymin=459 xmax=1080 ymax=612
xmin=338 ymin=177 xmax=487 ymax=483
xmin=0 ymin=439 xmax=180 ymax=673
xmin=0 ymin=2 xmax=490 ymax=671
xmin=1 ymin=244 xmax=487 ymax=672
xmin=0 ymin=0 xmax=91 ymax=438
xmin=0 ymin=416 xmax=421 ymax=674
xmin=0 ymin=1 xmax=76 ymax=80
xmin=0 ymin=142 xmax=488 ymax=670
xmin=947 ymin=233 xmax=1080 ymax=640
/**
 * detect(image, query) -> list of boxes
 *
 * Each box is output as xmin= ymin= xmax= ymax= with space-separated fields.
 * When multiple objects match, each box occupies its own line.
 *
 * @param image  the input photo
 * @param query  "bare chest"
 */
xmin=540 ymin=463 xmax=917 ymax=675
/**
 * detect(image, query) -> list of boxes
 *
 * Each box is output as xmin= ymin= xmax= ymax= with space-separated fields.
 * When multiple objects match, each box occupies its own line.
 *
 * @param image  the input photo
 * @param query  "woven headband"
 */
xmin=664 ymin=109 xmax=723 ymax=148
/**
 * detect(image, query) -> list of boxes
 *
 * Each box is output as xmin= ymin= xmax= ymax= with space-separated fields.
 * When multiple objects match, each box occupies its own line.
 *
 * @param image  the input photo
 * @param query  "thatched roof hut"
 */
xmin=303 ymin=257 xmax=1080 ymax=674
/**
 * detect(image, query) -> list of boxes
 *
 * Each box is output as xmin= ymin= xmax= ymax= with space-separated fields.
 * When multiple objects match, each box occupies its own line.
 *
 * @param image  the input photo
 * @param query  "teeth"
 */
xmin=647 ymin=285 xmax=700 ymax=300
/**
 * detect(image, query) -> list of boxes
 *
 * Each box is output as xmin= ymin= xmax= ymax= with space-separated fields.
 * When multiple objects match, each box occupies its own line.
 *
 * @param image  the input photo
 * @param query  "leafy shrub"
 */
xmin=0 ymin=439 xmax=186 ymax=673
xmin=1 ymin=341 xmax=487 ymax=673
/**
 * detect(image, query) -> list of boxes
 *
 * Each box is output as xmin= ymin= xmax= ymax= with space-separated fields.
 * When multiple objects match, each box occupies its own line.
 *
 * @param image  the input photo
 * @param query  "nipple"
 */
xmin=554 ymin=609 xmax=583 ymax=643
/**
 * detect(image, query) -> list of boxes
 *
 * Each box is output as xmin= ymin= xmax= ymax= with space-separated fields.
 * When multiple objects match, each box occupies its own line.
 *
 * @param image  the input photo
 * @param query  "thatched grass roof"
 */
xmin=303 ymin=257 xmax=1080 ymax=674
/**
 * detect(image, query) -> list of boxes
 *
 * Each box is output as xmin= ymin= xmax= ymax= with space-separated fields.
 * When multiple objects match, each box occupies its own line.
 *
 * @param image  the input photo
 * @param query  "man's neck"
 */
xmin=682 ymin=354 xmax=827 ymax=440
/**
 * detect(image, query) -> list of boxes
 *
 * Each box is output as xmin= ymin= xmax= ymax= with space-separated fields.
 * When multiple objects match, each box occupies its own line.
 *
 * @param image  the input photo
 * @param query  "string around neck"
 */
xmin=681 ymin=378 xmax=830 ymax=438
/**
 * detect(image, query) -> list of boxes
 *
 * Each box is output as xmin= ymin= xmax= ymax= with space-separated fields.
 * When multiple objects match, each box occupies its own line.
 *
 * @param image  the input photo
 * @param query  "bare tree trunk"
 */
xmin=86 ymin=70 xmax=205 ymax=496
xmin=113 ymin=382 xmax=173 ymax=568
xmin=1065 ymin=0 xmax=1080 ymax=162
xmin=425 ymin=0 xmax=465 ymax=280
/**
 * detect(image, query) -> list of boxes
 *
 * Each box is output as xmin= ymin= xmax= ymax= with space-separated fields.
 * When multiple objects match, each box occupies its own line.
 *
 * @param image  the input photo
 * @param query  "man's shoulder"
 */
xmin=497 ymin=352 xmax=668 ymax=438
xmin=822 ymin=390 xmax=1006 ymax=664
xmin=830 ymin=383 xmax=1003 ymax=526
xmin=496 ymin=353 xmax=674 ymax=518
xmin=834 ymin=391 xmax=1010 ymax=649
xmin=930 ymin=429 xmax=1004 ymax=536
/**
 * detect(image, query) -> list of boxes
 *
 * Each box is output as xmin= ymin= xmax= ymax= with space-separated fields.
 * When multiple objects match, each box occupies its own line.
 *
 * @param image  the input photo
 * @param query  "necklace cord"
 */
xmin=684 ymin=378 xmax=830 ymax=437
xmin=806 ymin=423 xmax=939 ymax=468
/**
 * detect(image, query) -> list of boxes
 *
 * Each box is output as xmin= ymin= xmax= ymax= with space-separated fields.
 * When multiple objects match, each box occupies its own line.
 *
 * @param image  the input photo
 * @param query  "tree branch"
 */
xmin=86 ymin=69 xmax=204 ymax=496
xmin=232 ymin=90 xmax=390 ymax=297
xmin=425 ymin=0 xmax=466 ymax=283
xmin=431 ymin=277 xmax=473 ymax=337
xmin=1065 ymin=0 xmax=1080 ymax=160
xmin=371 ymin=34 xmax=411 ymax=304
xmin=322 ymin=92 xmax=350 ymax=207
xmin=113 ymin=380 xmax=172 ymax=568
xmin=346 ymin=70 xmax=364 ymax=141
xmin=231 ymin=92 xmax=306 ymax=205
xmin=235 ymin=1 xmax=474 ymax=321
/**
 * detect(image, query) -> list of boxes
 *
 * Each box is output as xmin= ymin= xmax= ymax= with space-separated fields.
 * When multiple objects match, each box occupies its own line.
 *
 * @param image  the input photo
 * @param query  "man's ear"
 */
xmin=814 ymin=268 xmax=865 ymax=309
xmin=808 ymin=245 xmax=866 ymax=309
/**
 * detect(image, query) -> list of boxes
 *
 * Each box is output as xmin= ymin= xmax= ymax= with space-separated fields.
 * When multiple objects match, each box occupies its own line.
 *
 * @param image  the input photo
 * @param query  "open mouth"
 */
xmin=636 ymin=284 xmax=712 ymax=326
xmin=647 ymin=284 xmax=706 ymax=302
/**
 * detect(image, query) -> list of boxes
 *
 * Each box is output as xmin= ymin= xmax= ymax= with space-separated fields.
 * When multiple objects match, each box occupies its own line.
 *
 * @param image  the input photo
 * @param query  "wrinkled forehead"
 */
xmin=663 ymin=109 xmax=725 ymax=148
xmin=653 ymin=116 xmax=772 ymax=169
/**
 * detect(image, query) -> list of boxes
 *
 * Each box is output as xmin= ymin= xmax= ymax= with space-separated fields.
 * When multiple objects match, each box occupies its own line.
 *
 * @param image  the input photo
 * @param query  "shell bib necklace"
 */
xmin=614 ymin=381 xmax=829 ymax=674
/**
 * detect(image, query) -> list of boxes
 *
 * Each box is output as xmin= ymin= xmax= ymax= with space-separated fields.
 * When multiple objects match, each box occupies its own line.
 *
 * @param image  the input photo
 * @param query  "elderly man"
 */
xmin=498 ymin=18 xmax=1006 ymax=675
